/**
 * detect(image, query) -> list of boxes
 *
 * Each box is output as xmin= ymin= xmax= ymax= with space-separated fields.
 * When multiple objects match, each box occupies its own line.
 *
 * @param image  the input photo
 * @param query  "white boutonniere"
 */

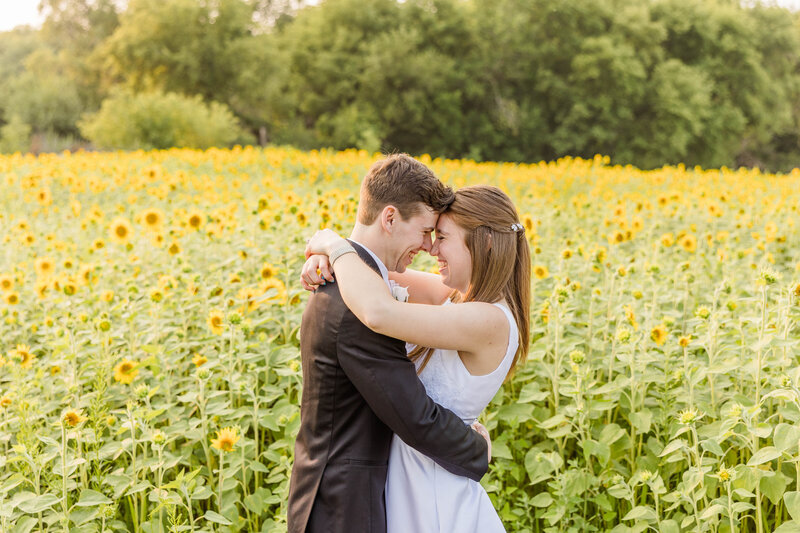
xmin=389 ymin=280 xmax=409 ymax=302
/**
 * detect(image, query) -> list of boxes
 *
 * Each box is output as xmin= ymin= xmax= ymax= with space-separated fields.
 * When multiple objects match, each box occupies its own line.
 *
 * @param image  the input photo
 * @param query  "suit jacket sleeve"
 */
xmin=336 ymin=310 xmax=489 ymax=481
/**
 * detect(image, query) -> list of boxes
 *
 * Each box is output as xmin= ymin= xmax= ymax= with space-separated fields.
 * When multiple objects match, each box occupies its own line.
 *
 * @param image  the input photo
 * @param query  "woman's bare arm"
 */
xmin=322 ymin=250 xmax=507 ymax=355
xmin=300 ymin=255 xmax=451 ymax=305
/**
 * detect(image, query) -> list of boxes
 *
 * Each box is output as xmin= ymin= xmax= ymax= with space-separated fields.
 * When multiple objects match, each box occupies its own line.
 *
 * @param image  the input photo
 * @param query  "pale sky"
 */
xmin=0 ymin=0 xmax=44 ymax=32
xmin=1 ymin=0 xmax=799 ymax=33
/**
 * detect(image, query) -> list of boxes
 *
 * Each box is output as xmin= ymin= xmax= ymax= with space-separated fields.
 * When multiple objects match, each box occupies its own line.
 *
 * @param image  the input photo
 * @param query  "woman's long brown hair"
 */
xmin=408 ymin=185 xmax=531 ymax=381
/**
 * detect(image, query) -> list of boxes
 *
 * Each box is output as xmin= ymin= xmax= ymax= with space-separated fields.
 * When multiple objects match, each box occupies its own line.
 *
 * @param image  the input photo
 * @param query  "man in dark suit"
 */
xmin=287 ymin=154 xmax=489 ymax=533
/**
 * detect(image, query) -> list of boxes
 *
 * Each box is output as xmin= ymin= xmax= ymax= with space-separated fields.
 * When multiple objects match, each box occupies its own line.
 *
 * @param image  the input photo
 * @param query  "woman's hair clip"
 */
xmin=511 ymin=222 xmax=524 ymax=233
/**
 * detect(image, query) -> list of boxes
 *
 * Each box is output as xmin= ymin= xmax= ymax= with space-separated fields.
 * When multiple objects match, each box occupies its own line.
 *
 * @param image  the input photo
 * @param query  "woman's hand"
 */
xmin=471 ymin=421 xmax=492 ymax=462
xmin=304 ymin=228 xmax=348 ymax=258
xmin=300 ymin=254 xmax=335 ymax=291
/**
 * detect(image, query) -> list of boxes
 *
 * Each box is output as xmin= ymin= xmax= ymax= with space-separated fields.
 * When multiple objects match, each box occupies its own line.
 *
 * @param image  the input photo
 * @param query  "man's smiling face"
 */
xmin=387 ymin=204 xmax=438 ymax=273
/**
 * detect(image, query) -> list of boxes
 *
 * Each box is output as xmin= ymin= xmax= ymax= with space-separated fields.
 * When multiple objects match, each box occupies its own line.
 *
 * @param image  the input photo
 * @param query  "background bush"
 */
xmin=78 ymin=90 xmax=249 ymax=150
xmin=0 ymin=115 xmax=31 ymax=153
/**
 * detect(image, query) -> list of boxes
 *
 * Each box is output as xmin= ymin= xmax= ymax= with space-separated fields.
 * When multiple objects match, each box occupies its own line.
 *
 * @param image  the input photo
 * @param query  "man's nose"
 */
xmin=421 ymin=234 xmax=432 ymax=253
xmin=429 ymin=238 xmax=438 ymax=255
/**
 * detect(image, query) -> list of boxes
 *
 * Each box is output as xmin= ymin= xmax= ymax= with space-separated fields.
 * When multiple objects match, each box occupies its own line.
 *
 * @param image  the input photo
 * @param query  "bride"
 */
xmin=301 ymin=184 xmax=531 ymax=532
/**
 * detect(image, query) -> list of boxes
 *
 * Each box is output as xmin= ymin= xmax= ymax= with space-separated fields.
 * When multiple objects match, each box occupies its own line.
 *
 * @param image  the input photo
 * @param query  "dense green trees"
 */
xmin=0 ymin=0 xmax=798 ymax=170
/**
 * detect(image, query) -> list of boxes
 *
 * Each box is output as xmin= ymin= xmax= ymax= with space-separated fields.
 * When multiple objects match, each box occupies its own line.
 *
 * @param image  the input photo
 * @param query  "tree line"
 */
xmin=1 ymin=0 xmax=798 ymax=171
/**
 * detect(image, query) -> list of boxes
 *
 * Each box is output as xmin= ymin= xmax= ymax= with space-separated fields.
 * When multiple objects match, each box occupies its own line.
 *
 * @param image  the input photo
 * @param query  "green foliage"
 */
xmin=102 ymin=0 xmax=251 ymax=99
xmin=4 ymin=49 xmax=83 ymax=136
xmin=78 ymin=90 xmax=248 ymax=150
xmin=0 ymin=115 xmax=32 ymax=153
xmin=39 ymin=0 xmax=122 ymax=118
xmin=0 ymin=0 xmax=799 ymax=168
xmin=0 ymin=29 xmax=44 ymax=124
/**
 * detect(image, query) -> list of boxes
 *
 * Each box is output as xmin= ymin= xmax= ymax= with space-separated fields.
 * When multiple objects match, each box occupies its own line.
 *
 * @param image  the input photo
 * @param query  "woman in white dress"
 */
xmin=302 ymin=185 xmax=531 ymax=533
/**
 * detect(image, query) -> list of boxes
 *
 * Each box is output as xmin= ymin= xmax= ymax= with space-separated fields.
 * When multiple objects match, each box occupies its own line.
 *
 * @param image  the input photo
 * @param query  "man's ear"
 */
xmin=380 ymin=205 xmax=398 ymax=234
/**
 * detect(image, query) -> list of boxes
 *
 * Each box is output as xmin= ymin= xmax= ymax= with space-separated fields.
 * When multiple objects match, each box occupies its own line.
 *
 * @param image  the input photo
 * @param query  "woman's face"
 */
xmin=431 ymin=213 xmax=472 ymax=293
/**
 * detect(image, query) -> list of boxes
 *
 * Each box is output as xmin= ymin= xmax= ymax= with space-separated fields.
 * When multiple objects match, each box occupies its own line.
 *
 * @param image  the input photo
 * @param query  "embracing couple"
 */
xmin=287 ymin=153 xmax=531 ymax=533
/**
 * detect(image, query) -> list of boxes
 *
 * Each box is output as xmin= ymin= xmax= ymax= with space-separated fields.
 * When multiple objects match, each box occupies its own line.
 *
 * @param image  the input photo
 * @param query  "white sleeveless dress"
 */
xmin=385 ymin=301 xmax=517 ymax=533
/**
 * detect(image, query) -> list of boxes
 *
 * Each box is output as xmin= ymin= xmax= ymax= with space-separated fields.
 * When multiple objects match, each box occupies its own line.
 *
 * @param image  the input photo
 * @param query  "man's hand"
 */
xmin=300 ymin=254 xmax=335 ymax=291
xmin=471 ymin=421 xmax=491 ymax=462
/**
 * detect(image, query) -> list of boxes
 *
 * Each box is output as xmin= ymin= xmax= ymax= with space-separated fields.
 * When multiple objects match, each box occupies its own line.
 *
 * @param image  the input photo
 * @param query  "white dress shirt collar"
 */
xmin=348 ymin=238 xmax=391 ymax=288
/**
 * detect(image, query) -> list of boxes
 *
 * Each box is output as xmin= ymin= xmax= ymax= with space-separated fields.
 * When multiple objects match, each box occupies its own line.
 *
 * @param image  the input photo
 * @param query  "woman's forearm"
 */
xmin=332 ymin=252 xmax=397 ymax=332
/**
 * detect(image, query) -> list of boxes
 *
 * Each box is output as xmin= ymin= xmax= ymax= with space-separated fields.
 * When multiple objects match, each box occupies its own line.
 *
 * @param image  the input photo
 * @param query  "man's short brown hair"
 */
xmin=357 ymin=154 xmax=455 ymax=225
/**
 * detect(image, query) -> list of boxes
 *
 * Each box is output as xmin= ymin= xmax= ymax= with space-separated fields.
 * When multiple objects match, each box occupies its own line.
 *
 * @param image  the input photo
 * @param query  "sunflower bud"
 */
xmin=678 ymin=407 xmax=700 ymax=425
xmin=694 ymin=306 xmax=711 ymax=320
xmin=717 ymin=466 xmax=733 ymax=482
xmin=757 ymin=268 xmax=779 ymax=286
xmin=151 ymin=430 xmax=166 ymax=446
xmin=569 ymin=350 xmax=585 ymax=365
xmin=615 ymin=326 xmax=632 ymax=344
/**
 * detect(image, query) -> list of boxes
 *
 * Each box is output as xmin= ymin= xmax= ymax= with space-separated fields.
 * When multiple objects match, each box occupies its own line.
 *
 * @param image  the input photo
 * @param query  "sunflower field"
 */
xmin=1 ymin=147 xmax=800 ymax=533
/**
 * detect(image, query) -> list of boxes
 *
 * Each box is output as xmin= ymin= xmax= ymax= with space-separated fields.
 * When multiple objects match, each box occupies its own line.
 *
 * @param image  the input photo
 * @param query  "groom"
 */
xmin=287 ymin=154 xmax=489 ymax=533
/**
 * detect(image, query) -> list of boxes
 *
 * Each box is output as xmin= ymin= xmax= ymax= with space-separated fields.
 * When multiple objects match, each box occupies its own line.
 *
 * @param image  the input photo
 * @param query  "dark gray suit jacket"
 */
xmin=287 ymin=241 xmax=489 ymax=533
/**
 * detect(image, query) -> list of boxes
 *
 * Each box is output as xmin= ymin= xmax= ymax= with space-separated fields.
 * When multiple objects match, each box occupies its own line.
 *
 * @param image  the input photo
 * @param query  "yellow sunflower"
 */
xmin=237 ymin=286 xmax=261 ymax=313
xmin=522 ymin=214 xmax=534 ymax=233
xmin=113 ymin=358 xmax=139 ymax=384
xmin=4 ymin=291 xmax=20 ymax=305
xmin=109 ymin=217 xmax=133 ymax=244
xmin=62 ymin=409 xmax=87 ymax=427
xmin=192 ymin=353 xmax=208 ymax=367
xmin=13 ymin=344 xmax=34 ymax=368
xmin=187 ymin=209 xmax=205 ymax=230
xmin=140 ymin=208 xmax=165 ymax=231
xmin=680 ymin=234 xmax=697 ymax=253
xmin=34 ymin=257 xmax=55 ymax=278
xmin=608 ymin=231 xmax=625 ymax=245
xmin=651 ymin=324 xmax=668 ymax=346
xmin=77 ymin=264 xmax=95 ymax=286
xmin=211 ymin=427 xmax=240 ymax=452
xmin=207 ymin=309 xmax=226 ymax=335
xmin=0 ymin=274 xmax=13 ymax=292
xmin=259 ymin=277 xmax=287 ymax=304
xmin=533 ymin=265 xmax=549 ymax=280
xmin=623 ymin=305 xmax=639 ymax=330
xmin=36 ymin=187 xmax=52 ymax=206
xmin=62 ymin=278 xmax=78 ymax=296
xmin=35 ymin=281 xmax=49 ymax=300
